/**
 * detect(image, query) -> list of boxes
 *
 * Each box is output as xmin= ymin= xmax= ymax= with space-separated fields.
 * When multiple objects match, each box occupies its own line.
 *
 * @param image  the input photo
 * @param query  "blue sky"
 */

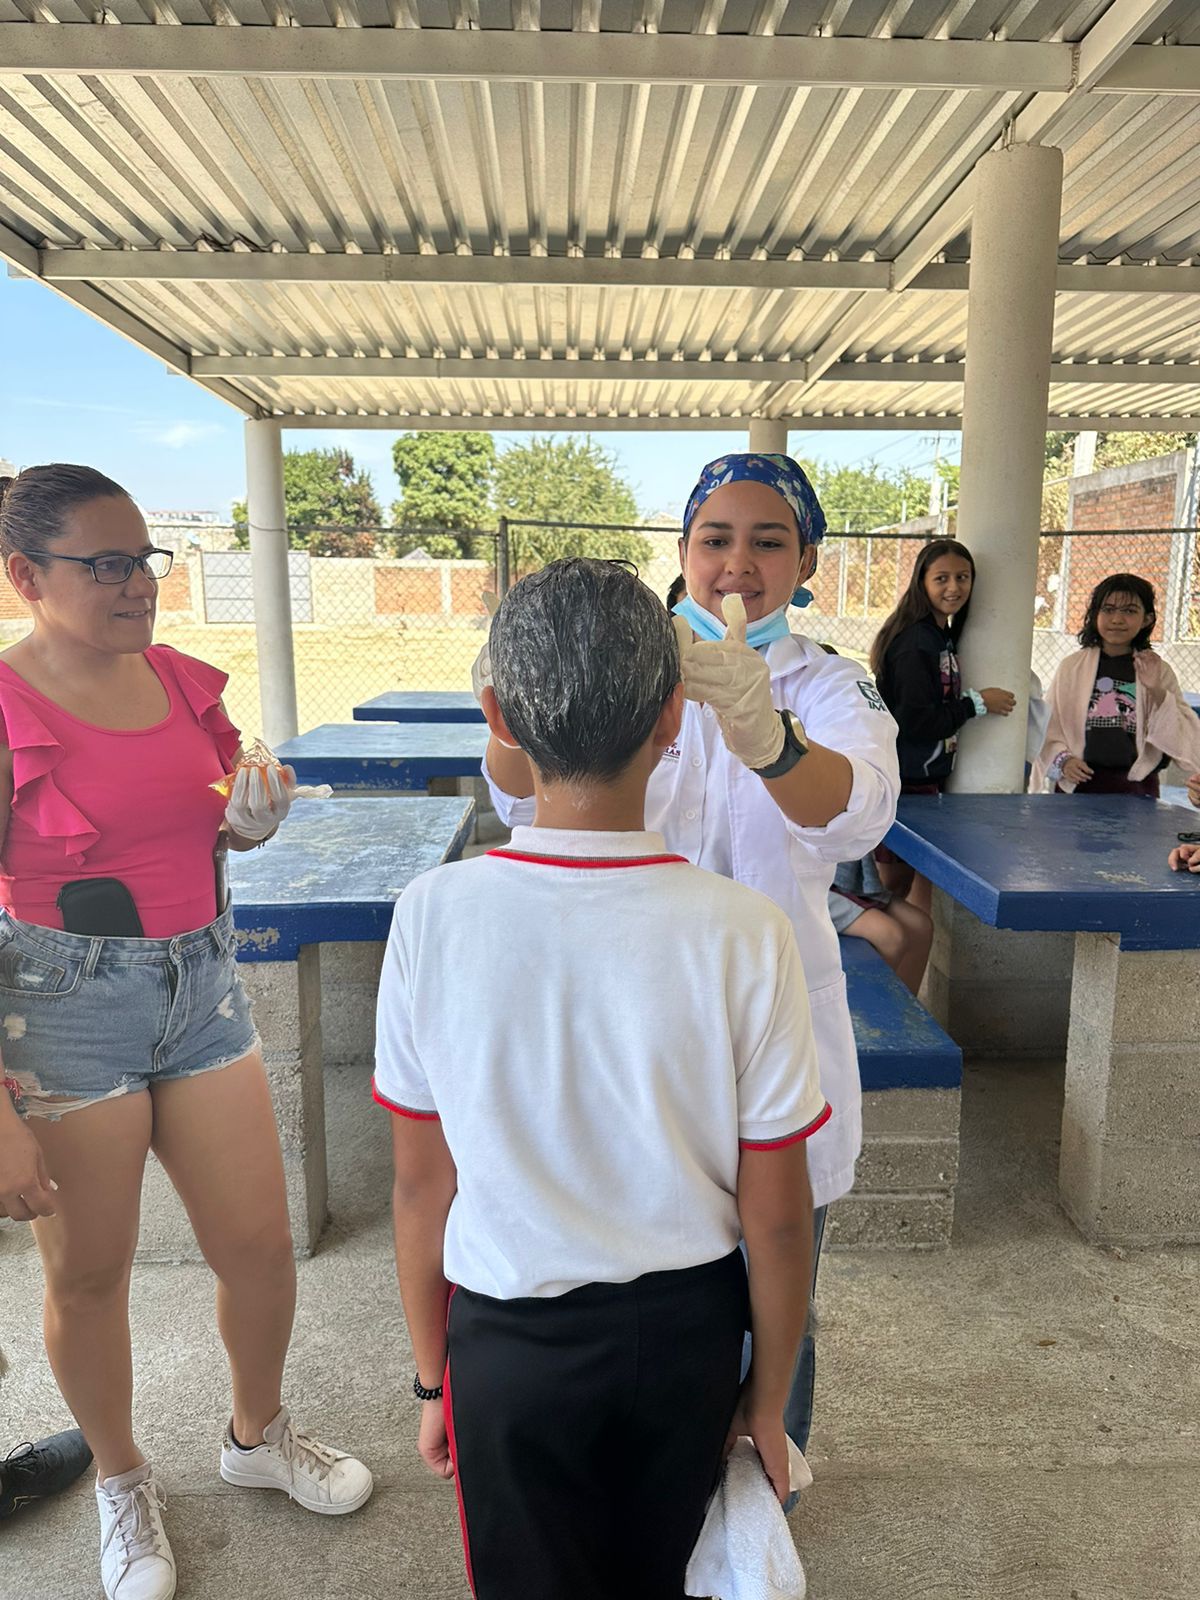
xmin=1 ymin=272 xmax=959 ymax=521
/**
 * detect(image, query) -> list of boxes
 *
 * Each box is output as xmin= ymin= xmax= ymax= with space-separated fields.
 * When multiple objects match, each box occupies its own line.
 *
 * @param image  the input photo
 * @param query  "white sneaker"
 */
xmin=96 ymin=1463 xmax=177 ymax=1600
xmin=219 ymin=1406 xmax=373 ymax=1515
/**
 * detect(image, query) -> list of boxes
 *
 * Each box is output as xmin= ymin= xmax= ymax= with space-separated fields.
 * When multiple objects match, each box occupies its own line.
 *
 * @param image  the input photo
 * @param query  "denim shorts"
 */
xmin=0 ymin=906 xmax=260 ymax=1121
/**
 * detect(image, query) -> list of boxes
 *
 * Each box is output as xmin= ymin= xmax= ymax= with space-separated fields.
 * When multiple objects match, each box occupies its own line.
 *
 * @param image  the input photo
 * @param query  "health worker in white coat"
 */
xmin=481 ymin=451 xmax=900 ymax=1465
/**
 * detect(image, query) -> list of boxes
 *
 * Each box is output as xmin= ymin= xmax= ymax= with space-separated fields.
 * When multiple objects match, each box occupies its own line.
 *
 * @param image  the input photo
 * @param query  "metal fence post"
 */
xmin=496 ymin=517 xmax=511 ymax=594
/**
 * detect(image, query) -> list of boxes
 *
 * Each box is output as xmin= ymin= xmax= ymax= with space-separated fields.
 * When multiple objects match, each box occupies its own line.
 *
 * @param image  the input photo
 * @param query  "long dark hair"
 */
xmin=1078 ymin=572 xmax=1157 ymax=651
xmin=0 ymin=464 xmax=131 ymax=574
xmin=870 ymin=538 xmax=976 ymax=677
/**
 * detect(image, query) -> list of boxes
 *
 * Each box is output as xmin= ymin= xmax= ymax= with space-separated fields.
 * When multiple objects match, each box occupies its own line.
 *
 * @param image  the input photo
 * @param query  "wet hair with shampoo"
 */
xmin=490 ymin=557 xmax=680 ymax=785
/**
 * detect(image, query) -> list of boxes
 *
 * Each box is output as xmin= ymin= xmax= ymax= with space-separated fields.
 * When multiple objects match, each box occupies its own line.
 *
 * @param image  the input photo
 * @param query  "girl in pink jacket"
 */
xmin=1032 ymin=573 xmax=1200 ymax=797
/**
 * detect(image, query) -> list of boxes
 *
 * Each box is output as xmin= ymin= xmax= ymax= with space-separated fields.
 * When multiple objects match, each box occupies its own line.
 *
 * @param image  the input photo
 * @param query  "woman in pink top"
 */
xmin=0 ymin=466 xmax=371 ymax=1600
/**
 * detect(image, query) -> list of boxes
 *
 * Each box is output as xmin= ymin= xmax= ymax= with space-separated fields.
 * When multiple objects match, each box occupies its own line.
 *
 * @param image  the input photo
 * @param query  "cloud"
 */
xmin=22 ymin=396 xmax=142 ymax=417
xmin=133 ymin=420 xmax=225 ymax=450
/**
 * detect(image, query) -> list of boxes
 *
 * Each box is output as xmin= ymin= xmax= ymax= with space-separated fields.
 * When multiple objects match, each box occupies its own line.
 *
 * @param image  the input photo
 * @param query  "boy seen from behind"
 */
xmin=375 ymin=558 xmax=828 ymax=1600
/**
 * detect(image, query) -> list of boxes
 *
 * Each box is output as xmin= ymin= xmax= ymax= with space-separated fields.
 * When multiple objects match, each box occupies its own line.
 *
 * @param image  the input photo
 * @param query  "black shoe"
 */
xmin=0 ymin=1429 xmax=93 ymax=1517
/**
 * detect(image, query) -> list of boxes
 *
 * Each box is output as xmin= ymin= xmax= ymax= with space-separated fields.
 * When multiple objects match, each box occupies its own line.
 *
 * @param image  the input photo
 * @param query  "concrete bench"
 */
xmin=835 ymin=937 xmax=962 ymax=1251
xmin=885 ymin=792 xmax=1200 ymax=1246
xmin=354 ymin=691 xmax=484 ymax=724
xmin=275 ymin=721 xmax=489 ymax=792
xmin=136 ymin=795 xmax=475 ymax=1264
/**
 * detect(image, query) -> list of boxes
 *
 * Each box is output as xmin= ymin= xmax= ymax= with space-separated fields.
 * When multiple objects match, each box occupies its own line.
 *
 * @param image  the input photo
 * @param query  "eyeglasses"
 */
xmin=19 ymin=548 xmax=174 ymax=584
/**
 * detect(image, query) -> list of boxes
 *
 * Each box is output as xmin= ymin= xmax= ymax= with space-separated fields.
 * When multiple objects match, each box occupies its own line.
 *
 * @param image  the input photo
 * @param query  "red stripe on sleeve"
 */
xmin=739 ymin=1100 xmax=832 ymax=1151
xmin=371 ymin=1081 xmax=440 ymax=1121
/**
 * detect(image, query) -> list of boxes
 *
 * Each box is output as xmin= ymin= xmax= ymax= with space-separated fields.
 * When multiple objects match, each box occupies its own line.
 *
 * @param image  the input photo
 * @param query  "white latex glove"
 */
xmin=225 ymin=761 xmax=295 ymax=843
xmin=674 ymin=593 xmax=789 ymax=772
xmin=471 ymin=591 xmax=500 ymax=704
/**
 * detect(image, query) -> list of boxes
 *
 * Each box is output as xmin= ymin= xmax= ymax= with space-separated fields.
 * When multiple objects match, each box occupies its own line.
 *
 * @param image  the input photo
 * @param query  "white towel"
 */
xmin=685 ymin=1438 xmax=812 ymax=1600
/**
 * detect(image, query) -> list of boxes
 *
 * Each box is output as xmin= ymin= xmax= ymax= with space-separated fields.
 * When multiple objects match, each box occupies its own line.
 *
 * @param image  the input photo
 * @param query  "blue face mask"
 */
xmin=791 ymin=585 xmax=814 ymax=609
xmin=673 ymin=594 xmax=793 ymax=652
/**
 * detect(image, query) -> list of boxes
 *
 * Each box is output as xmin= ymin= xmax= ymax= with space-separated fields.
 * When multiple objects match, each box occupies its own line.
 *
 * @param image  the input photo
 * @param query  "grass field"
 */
xmin=154 ymin=620 xmax=484 ymax=737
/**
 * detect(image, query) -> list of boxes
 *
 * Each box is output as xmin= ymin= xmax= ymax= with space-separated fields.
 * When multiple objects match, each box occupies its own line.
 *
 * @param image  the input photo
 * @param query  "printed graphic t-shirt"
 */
xmin=1083 ymin=651 xmax=1137 ymax=771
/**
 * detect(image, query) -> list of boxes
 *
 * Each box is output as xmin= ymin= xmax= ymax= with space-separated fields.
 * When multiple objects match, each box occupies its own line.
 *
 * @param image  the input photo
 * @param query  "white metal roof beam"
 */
xmin=777 ymin=0 xmax=1182 ymax=418
xmin=270 ymin=412 xmax=1200 ymax=432
xmin=37 ymin=252 xmax=1200 ymax=297
xmin=39 ymin=251 xmax=892 ymax=291
xmin=0 ymin=220 xmax=259 ymax=416
xmin=191 ymin=354 xmax=1200 ymax=386
xmin=0 ymin=29 xmax=1081 ymax=89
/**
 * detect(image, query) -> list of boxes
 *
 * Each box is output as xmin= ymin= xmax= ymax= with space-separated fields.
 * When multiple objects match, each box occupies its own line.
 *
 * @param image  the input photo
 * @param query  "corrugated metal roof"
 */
xmin=1 ymin=2 xmax=1198 ymax=426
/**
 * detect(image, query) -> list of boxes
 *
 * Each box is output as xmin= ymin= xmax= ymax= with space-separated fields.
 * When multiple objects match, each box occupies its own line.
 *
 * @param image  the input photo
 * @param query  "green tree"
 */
xmin=391 ymin=433 xmax=497 ymax=559
xmin=233 ymin=447 xmax=383 ymax=556
xmin=1095 ymin=430 xmax=1195 ymax=470
xmin=809 ymin=463 xmax=917 ymax=532
xmin=494 ymin=437 xmax=649 ymax=572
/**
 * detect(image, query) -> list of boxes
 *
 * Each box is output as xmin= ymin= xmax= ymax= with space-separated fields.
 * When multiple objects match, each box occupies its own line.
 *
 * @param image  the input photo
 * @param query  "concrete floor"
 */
xmin=2 ymin=1056 xmax=1198 ymax=1600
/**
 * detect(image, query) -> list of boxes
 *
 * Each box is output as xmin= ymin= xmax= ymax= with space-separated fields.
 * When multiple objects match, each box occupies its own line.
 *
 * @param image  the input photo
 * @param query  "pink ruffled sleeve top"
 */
xmin=0 ymin=645 xmax=241 ymax=938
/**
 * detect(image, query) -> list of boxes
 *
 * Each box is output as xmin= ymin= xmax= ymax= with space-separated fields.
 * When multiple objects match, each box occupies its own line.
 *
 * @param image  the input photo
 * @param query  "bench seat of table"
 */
xmin=841 ymin=937 xmax=962 ymax=1090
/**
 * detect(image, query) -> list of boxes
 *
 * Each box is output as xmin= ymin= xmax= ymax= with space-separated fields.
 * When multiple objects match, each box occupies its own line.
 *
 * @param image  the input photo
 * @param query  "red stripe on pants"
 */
xmin=443 ymin=1294 xmax=476 ymax=1597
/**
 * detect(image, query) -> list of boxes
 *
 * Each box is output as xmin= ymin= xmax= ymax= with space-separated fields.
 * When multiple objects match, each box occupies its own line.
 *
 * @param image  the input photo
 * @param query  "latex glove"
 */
xmin=675 ymin=593 xmax=788 ymax=772
xmin=1187 ymin=771 xmax=1200 ymax=809
xmin=471 ymin=591 xmax=500 ymax=703
xmin=225 ymin=760 xmax=295 ymax=843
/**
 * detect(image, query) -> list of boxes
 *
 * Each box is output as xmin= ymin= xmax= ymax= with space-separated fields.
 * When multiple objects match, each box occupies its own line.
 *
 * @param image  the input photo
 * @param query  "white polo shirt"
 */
xmin=374 ymin=826 xmax=829 ymax=1300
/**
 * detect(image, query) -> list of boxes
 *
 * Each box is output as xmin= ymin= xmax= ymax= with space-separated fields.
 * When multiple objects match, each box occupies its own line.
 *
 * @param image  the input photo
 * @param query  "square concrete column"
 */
xmin=1060 ymin=934 xmax=1200 ymax=1245
xmin=320 ymin=941 xmax=384 ymax=1069
xmin=922 ymin=888 xmax=1074 ymax=1057
xmin=136 ymin=948 xmax=327 ymax=1263
xmin=831 ymin=1088 xmax=961 ymax=1250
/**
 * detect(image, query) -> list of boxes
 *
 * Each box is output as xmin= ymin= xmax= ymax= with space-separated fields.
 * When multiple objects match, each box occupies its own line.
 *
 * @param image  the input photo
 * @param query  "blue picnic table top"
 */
xmin=276 ymin=722 xmax=490 ymax=790
xmin=884 ymin=793 xmax=1200 ymax=951
xmin=229 ymin=795 xmax=475 ymax=960
xmin=354 ymin=691 xmax=484 ymax=724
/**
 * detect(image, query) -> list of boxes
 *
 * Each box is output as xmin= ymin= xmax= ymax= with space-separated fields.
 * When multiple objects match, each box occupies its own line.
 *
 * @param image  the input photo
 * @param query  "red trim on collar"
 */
xmin=487 ymin=848 xmax=688 ymax=869
xmin=739 ymin=1101 xmax=832 ymax=1151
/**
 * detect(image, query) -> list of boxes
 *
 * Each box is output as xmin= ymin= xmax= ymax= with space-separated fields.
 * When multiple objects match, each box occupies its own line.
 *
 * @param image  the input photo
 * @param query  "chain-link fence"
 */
xmin=140 ymin=523 xmax=500 ymax=738
xmin=1 ymin=517 xmax=1195 ymax=737
xmin=801 ymin=525 xmax=1200 ymax=692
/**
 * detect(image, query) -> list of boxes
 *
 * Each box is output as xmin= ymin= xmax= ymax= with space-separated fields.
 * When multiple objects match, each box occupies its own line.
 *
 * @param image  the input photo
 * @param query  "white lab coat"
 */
xmin=483 ymin=633 xmax=901 ymax=1209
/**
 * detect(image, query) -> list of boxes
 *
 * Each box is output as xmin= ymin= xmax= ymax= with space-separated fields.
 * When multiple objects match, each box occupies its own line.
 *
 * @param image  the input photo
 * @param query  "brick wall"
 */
xmin=1066 ymin=454 xmax=1190 ymax=639
xmin=375 ymin=566 xmax=443 ymax=615
xmin=156 ymin=559 xmax=193 ymax=615
xmin=0 ymin=583 xmax=29 ymax=624
xmin=374 ymin=560 xmax=493 ymax=618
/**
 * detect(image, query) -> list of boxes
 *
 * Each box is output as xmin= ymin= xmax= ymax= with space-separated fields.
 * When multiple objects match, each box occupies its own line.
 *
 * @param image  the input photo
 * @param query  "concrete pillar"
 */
xmin=952 ymin=143 xmax=1063 ymax=793
xmin=923 ymin=887 xmax=1074 ymax=1058
xmin=245 ymin=418 xmax=299 ymax=746
xmin=1060 ymin=935 xmax=1200 ymax=1245
xmin=749 ymin=418 xmax=789 ymax=456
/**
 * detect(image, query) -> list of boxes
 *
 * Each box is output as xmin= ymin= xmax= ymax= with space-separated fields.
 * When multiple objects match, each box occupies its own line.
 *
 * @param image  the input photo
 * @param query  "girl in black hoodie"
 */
xmin=870 ymin=538 xmax=1015 ymax=906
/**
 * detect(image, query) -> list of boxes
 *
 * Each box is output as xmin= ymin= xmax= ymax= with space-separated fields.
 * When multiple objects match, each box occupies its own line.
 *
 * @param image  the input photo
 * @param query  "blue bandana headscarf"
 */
xmin=675 ymin=453 xmax=827 ymax=649
xmin=682 ymin=453 xmax=827 ymax=547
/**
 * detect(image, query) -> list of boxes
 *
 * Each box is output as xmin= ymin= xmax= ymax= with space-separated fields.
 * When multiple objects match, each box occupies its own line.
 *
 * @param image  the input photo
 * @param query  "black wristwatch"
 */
xmin=413 ymin=1373 xmax=444 ymax=1402
xmin=753 ymin=711 xmax=809 ymax=780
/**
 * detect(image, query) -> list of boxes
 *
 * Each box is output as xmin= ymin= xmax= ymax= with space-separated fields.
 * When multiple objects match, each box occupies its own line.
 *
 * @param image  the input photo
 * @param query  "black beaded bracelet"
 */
xmin=413 ymin=1373 xmax=444 ymax=1402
